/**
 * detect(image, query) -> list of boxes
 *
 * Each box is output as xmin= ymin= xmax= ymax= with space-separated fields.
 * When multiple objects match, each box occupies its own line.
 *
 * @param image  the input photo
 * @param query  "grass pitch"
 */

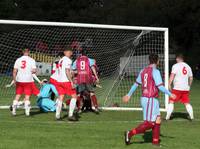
xmin=0 ymin=80 xmax=200 ymax=149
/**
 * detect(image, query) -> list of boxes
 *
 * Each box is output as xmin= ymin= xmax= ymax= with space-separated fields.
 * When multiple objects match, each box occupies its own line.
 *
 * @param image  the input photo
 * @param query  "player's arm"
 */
xmin=71 ymin=60 xmax=77 ymax=76
xmin=31 ymin=60 xmax=41 ymax=84
xmin=91 ymin=66 xmax=99 ymax=84
xmin=5 ymin=80 xmax=15 ymax=88
xmin=32 ymin=74 xmax=41 ymax=84
xmin=169 ymin=73 xmax=175 ymax=90
xmin=188 ymin=67 xmax=193 ymax=87
xmin=169 ymin=65 xmax=176 ymax=90
xmin=122 ymin=72 xmax=141 ymax=103
xmin=66 ymin=68 xmax=73 ymax=82
xmin=189 ymin=76 xmax=193 ymax=87
xmin=153 ymin=69 xmax=175 ymax=99
xmin=13 ymin=60 xmax=18 ymax=84
xmin=50 ymin=85 xmax=59 ymax=97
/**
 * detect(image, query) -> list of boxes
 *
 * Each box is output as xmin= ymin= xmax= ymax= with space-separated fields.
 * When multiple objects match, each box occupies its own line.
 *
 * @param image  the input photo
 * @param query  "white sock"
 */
xmin=12 ymin=100 xmax=18 ymax=115
xmin=185 ymin=104 xmax=194 ymax=119
xmin=24 ymin=100 xmax=31 ymax=116
xmin=166 ymin=103 xmax=174 ymax=120
xmin=68 ymin=98 xmax=77 ymax=117
xmin=56 ymin=100 xmax=62 ymax=119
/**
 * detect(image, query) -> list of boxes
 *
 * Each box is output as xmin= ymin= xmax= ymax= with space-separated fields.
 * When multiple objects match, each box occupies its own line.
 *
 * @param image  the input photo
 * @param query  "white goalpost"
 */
xmin=0 ymin=20 xmax=169 ymax=111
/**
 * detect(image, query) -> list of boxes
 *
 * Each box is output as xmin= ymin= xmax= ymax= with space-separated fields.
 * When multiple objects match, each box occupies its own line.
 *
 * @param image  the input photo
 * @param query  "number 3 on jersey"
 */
xmin=144 ymin=73 xmax=148 ymax=87
xmin=182 ymin=66 xmax=187 ymax=75
xmin=21 ymin=60 xmax=26 ymax=69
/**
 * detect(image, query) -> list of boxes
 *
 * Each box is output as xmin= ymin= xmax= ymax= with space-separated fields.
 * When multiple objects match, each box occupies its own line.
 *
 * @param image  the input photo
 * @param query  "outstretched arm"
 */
xmin=123 ymin=71 xmax=142 ymax=103
xmin=153 ymin=69 xmax=175 ymax=98
xmin=50 ymin=85 xmax=59 ymax=97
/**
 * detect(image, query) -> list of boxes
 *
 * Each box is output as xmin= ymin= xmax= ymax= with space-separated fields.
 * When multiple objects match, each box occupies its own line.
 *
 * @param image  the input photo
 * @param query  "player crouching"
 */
xmin=37 ymin=79 xmax=58 ymax=112
xmin=123 ymin=54 xmax=176 ymax=146
xmin=12 ymin=48 xmax=40 ymax=116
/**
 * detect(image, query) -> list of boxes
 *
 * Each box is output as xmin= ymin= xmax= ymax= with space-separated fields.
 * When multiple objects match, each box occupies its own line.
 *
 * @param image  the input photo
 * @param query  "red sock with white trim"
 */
xmin=152 ymin=123 xmax=160 ymax=145
xmin=128 ymin=121 xmax=154 ymax=138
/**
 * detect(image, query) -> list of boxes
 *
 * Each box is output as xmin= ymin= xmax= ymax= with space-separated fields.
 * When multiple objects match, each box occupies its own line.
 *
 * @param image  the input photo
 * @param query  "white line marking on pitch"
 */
xmin=0 ymin=119 xmax=199 ymax=125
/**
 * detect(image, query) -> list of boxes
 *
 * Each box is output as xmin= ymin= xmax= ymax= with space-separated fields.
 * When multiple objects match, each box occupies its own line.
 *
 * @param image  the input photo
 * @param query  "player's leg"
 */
xmin=166 ymin=89 xmax=179 ymax=120
xmin=76 ymin=93 xmax=83 ymax=113
xmin=12 ymin=82 xmax=23 ymax=116
xmin=180 ymin=91 xmax=194 ymax=120
xmin=67 ymin=82 xmax=78 ymax=121
xmin=185 ymin=103 xmax=194 ymax=120
xmin=68 ymin=93 xmax=77 ymax=120
xmin=165 ymin=101 xmax=174 ymax=120
xmin=55 ymin=94 xmax=64 ymax=120
xmin=88 ymin=84 xmax=99 ymax=112
xmin=125 ymin=98 xmax=154 ymax=145
xmin=12 ymin=94 xmax=21 ymax=116
xmin=41 ymin=98 xmax=56 ymax=112
xmin=152 ymin=99 xmax=161 ymax=146
xmin=24 ymin=95 xmax=31 ymax=116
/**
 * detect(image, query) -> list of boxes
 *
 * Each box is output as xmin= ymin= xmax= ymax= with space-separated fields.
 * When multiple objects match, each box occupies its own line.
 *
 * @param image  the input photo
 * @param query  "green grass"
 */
xmin=0 ymin=79 xmax=200 ymax=149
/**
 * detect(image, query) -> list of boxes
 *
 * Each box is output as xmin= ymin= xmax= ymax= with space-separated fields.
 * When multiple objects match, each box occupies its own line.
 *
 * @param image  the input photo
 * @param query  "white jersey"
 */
xmin=14 ymin=56 xmax=36 ymax=82
xmin=50 ymin=61 xmax=59 ymax=81
xmin=171 ymin=62 xmax=193 ymax=91
xmin=57 ymin=56 xmax=72 ymax=82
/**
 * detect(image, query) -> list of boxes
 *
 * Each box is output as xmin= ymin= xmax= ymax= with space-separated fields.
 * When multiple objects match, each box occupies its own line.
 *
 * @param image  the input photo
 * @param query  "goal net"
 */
xmin=0 ymin=20 xmax=169 ymax=111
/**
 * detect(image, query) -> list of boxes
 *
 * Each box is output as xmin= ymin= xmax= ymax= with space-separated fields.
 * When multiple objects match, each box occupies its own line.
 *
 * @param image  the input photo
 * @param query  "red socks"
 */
xmin=76 ymin=96 xmax=82 ymax=110
xmin=66 ymin=97 xmax=82 ymax=110
xmin=152 ymin=123 xmax=160 ymax=145
xmin=66 ymin=99 xmax=71 ymax=105
xmin=129 ymin=121 xmax=154 ymax=138
xmin=91 ymin=95 xmax=98 ymax=108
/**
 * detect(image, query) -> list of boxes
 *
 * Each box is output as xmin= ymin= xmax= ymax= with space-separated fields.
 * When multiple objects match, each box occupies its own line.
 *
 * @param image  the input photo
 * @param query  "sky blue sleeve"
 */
xmin=152 ymin=68 xmax=163 ymax=86
xmin=158 ymin=86 xmax=172 ymax=96
xmin=153 ymin=68 xmax=171 ymax=96
xmin=72 ymin=60 xmax=77 ymax=70
xmin=89 ymin=58 xmax=95 ymax=67
xmin=136 ymin=71 xmax=142 ymax=84
xmin=127 ymin=70 xmax=142 ymax=96
xmin=127 ymin=83 xmax=139 ymax=97
xmin=50 ymin=85 xmax=58 ymax=97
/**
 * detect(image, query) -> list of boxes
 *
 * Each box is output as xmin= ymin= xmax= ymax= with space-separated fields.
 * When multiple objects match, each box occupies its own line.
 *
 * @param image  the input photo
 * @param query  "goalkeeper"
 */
xmin=37 ymin=79 xmax=58 ymax=112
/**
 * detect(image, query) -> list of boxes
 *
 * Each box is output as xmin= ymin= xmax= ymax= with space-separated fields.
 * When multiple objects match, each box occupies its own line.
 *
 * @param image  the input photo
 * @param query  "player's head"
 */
xmin=21 ymin=47 xmax=30 ymax=56
xmin=149 ymin=54 xmax=159 ymax=65
xmin=176 ymin=53 xmax=184 ymax=63
xmin=80 ymin=49 xmax=88 ymax=56
xmin=63 ymin=46 xmax=73 ymax=58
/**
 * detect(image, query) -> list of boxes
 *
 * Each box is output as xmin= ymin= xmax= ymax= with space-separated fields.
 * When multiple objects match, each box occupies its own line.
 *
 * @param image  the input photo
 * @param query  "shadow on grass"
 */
xmin=171 ymin=112 xmax=189 ymax=120
xmin=132 ymin=131 xmax=175 ymax=145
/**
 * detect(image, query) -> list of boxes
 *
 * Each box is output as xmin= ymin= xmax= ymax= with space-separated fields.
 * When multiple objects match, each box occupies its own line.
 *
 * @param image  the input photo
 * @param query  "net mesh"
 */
xmin=0 ymin=23 xmax=166 ymax=109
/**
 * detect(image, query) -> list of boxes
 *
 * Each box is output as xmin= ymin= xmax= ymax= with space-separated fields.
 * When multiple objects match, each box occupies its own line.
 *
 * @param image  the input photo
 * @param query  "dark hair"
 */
xmin=81 ymin=49 xmax=88 ymax=56
xmin=149 ymin=54 xmax=159 ymax=64
xmin=21 ymin=47 xmax=30 ymax=53
xmin=63 ymin=46 xmax=73 ymax=52
xmin=176 ymin=53 xmax=184 ymax=60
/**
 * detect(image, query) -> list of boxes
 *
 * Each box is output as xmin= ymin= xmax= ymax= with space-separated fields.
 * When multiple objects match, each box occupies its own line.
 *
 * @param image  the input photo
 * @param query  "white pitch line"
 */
xmin=0 ymin=119 xmax=199 ymax=125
